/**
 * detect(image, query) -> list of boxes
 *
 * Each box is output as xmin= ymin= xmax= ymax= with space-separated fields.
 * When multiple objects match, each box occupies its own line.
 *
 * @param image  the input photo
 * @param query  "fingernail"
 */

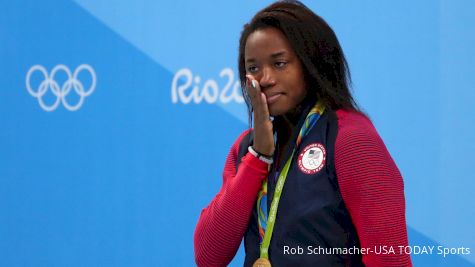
xmin=251 ymin=80 xmax=257 ymax=89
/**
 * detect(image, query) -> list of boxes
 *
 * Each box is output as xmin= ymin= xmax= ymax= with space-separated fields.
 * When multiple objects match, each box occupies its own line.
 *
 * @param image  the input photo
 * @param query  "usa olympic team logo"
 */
xmin=298 ymin=143 xmax=326 ymax=175
xmin=26 ymin=64 xmax=96 ymax=111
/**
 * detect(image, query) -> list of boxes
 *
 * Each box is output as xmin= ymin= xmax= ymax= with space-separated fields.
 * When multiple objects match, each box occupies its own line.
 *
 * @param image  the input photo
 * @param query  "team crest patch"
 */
xmin=298 ymin=143 xmax=326 ymax=174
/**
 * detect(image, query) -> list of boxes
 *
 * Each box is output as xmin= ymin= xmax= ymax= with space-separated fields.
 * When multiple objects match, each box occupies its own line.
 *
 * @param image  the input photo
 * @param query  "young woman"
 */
xmin=194 ymin=1 xmax=412 ymax=266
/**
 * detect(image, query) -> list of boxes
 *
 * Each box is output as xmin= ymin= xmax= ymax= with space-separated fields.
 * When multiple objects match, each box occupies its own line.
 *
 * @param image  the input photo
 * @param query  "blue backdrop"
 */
xmin=1 ymin=0 xmax=474 ymax=266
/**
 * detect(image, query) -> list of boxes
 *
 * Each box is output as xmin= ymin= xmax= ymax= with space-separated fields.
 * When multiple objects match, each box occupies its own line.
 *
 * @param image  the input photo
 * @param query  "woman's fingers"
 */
xmin=259 ymin=92 xmax=270 ymax=119
xmin=246 ymin=75 xmax=275 ymax=156
xmin=245 ymin=75 xmax=258 ymax=103
xmin=246 ymin=75 xmax=269 ymax=119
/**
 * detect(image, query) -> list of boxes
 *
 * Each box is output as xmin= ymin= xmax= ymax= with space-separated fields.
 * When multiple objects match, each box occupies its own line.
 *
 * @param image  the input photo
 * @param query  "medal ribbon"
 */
xmin=256 ymin=101 xmax=325 ymax=260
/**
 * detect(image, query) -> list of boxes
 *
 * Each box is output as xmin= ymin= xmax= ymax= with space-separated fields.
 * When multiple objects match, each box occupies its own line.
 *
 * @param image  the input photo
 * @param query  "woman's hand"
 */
xmin=246 ymin=74 xmax=275 ymax=157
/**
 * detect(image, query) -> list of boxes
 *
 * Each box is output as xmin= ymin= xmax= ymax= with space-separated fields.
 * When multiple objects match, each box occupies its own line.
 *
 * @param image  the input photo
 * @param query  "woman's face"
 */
xmin=245 ymin=27 xmax=307 ymax=116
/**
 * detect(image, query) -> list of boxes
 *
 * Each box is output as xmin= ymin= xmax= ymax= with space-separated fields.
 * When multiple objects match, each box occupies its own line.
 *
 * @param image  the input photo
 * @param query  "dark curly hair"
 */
xmin=238 ymin=0 xmax=359 ymax=123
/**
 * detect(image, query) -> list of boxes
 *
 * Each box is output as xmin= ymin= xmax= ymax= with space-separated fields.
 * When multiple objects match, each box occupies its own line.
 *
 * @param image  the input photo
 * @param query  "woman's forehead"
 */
xmin=244 ymin=28 xmax=294 ymax=60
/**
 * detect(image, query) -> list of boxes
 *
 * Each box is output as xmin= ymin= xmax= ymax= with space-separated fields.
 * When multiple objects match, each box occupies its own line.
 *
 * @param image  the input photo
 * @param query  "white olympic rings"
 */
xmin=26 ymin=64 xmax=96 ymax=111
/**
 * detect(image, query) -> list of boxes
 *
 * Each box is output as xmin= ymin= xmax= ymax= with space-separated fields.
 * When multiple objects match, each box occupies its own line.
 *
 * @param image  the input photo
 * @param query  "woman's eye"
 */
xmin=247 ymin=66 xmax=258 ymax=73
xmin=275 ymin=61 xmax=287 ymax=68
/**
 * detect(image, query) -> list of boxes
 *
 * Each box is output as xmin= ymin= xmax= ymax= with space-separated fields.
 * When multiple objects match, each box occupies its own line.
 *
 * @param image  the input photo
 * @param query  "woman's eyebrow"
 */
xmin=271 ymin=51 xmax=287 ymax=58
xmin=246 ymin=51 xmax=288 ymax=63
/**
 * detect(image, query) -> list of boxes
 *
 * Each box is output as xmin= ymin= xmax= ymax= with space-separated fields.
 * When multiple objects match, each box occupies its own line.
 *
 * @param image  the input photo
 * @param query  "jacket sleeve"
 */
xmin=193 ymin=130 xmax=269 ymax=267
xmin=335 ymin=110 xmax=413 ymax=267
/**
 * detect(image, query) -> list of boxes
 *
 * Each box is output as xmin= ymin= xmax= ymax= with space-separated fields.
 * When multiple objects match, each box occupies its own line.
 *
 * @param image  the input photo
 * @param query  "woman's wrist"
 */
xmin=248 ymin=146 xmax=274 ymax=164
xmin=251 ymin=145 xmax=273 ymax=158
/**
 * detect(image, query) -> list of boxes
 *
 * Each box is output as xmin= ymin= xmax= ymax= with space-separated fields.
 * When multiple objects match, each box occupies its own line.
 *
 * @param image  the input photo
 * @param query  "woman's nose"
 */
xmin=259 ymin=67 xmax=276 ymax=89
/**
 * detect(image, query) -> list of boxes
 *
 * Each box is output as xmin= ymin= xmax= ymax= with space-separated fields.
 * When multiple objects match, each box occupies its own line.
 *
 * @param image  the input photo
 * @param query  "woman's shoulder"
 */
xmin=232 ymin=129 xmax=253 ymax=147
xmin=333 ymin=109 xmax=387 ymax=152
xmin=227 ymin=129 xmax=253 ymax=160
xmin=334 ymin=109 xmax=375 ymax=134
xmin=333 ymin=110 xmax=401 ymax=187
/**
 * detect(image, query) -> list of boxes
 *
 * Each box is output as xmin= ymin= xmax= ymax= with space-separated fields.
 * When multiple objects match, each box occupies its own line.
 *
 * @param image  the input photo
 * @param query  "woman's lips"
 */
xmin=266 ymin=93 xmax=282 ymax=104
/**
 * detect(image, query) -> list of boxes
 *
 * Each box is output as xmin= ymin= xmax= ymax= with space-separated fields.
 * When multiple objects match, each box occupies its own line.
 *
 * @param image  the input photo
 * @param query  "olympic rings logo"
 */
xmin=304 ymin=157 xmax=320 ymax=168
xmin=26 ymin=64 xmax=96 ymax=111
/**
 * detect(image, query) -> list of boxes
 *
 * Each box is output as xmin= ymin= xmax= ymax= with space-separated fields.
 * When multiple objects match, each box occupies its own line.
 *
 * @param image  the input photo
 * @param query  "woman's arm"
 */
xmin=335 ymin=110 xmax=413 ymax=267
xmin=194 ymin=130 xmax=269 ymax=267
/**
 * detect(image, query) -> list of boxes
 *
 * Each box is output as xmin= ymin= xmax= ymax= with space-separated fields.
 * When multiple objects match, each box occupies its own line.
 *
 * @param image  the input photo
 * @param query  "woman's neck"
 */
xmin=276 ymin=113 xmax=297 ymax=149
xmin=276 ymin=102 xmax=303 ymax=139
xmin=275 ymin=96 xmax=316 ymax=149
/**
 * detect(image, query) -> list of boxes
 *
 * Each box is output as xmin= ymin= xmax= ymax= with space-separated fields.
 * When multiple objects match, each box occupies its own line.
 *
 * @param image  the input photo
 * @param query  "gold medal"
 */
xmin=252 ymin=257 xmax=272 ymax=267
